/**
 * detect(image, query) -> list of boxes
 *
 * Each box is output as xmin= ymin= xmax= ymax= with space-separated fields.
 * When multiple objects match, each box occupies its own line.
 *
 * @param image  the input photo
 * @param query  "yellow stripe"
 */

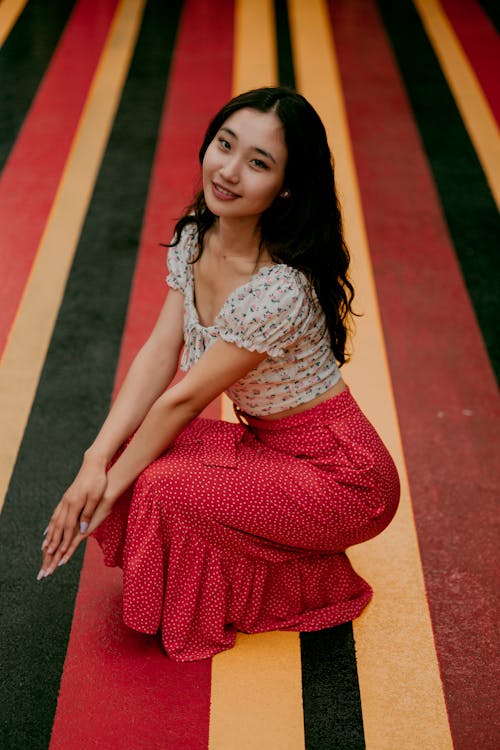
xmin=413 ymin=0 xmax=500 ymax=209
xmin=232 ymin=0 xmax=278 ymax=95
xmin=288 ymin=0 xmax=453 ymax=747
xmin=0 ymin=0 xmax=147 ymax=514
xmin=209 ymin=632 xmax=305 ymax=750
xmin=0 ymin=0 xmax=28 ymax=48
xmin=211 ymin=4 xmax=305 ymax=749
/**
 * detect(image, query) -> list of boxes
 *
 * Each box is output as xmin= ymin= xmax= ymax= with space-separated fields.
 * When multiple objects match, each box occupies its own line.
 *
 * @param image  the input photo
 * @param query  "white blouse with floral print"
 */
xmin=166 ymin=225 xmax=341 ymax=416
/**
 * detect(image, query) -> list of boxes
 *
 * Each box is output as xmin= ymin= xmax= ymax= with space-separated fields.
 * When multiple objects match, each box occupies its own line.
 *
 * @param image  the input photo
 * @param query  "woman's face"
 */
xmin=202 ymin=108 xmax=287 ymax=225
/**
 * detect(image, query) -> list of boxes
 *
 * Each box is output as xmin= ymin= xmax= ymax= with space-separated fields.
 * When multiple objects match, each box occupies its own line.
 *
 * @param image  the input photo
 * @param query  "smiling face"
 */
xmin=202 ymin=108 xmax=288 ymax=227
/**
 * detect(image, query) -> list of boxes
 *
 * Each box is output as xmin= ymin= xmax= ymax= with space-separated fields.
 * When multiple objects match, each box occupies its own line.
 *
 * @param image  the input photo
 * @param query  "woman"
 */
xmin=40 ymin=87 xmax=400 ymax=661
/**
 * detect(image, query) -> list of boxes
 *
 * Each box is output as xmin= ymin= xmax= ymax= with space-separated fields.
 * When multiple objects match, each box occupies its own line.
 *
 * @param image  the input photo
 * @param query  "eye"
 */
xmin=251 ymin=158 xmax=269 ymax=170
xmin=218 ymin=138 xmax=231 ymax=150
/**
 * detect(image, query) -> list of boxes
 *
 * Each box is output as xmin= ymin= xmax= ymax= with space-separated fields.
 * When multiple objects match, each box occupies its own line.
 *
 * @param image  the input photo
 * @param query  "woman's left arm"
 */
xmin=41 ymin=340 xmax=267 ymax=574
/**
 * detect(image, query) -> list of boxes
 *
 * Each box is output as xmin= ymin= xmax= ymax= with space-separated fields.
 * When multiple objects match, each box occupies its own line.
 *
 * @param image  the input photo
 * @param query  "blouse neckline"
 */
xmin=187 ymin=257 xmax=281 ymax=332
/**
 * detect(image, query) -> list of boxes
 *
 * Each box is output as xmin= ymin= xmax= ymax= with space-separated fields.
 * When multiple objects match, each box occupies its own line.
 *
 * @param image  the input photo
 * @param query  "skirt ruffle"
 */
xmin=94 ymin=498 xmax=372 ymax=661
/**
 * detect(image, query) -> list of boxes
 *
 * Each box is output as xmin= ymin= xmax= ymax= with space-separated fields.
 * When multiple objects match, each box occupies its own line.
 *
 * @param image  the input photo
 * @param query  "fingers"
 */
xmin=44 ymin=490 xmax=87 ymax=557
xmin=38 ymin=475 xmax=112 ymax=581
xmin=37 ymin=526 xmax=84 ymax=579
xmin=59 ymin=532 xmax=85 ymax=568
xmin=37 ymin=498 xmax=112 ymax=581
xmin=43 ymin=502 xmax=66 ymax=556
xmin=42 ymin=469 xmax=107 ymax=554
xmin=78 ymin=488 xmax=106 ymax=535
xmin=38 ymin=465 xmax=110 ymax=580
xmin=38 ymin=494 xmax=86 ymax=579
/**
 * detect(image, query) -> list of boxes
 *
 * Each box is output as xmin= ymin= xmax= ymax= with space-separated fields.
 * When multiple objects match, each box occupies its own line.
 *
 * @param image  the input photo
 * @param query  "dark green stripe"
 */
xmin=378 ymin=0 xmax=500 ymax=381
xmin=274 ymin=0 xmax=296 ymax=88
xmin=0 ymin=0 xmax=77 ymax=174
xmin=477 ymin=0 xmax=500 ymax=33
xmin=301 ymin=625 xmax=365 ymax=750
xmin=0 ymin=1 xmax=183 ymax=747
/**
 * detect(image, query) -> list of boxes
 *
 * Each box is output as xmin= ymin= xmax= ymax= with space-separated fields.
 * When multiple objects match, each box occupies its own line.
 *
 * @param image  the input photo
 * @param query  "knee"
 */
xmin=134 ymin=459 xmax=161 ymax=491
xmin=132 ymin=456 xmax=196 ymax=517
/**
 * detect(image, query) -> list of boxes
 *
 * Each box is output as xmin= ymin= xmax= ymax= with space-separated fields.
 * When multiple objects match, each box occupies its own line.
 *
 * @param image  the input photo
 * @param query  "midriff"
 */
xmin=255 ymin=378 xmax=346 ymax=421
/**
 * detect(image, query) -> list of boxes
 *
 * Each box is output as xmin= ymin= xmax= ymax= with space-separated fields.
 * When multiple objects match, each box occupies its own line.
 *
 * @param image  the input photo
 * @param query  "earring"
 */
xmin=280 ymin=190 xmax=290 ymax=198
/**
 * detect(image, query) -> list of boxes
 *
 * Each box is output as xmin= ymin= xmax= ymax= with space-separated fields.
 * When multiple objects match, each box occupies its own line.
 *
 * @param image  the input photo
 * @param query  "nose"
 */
xmin=219 ymin=156 xmax=240 ymax=184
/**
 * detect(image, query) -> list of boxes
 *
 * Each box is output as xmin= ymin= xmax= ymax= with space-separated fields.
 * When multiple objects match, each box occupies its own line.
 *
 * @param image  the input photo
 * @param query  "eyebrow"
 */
xmin=220 ymin=126 xmax=277 ymax=164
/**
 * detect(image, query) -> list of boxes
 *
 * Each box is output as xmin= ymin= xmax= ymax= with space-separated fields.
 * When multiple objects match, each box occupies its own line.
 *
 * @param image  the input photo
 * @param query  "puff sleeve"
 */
xmin=166 ymin=225 xmax=197 ymax=292
xmin=215 ymin=267 xmax=313 ymax=358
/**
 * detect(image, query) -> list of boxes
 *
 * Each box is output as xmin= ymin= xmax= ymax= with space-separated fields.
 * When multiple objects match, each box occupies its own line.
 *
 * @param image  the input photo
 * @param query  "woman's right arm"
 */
xmin=86 ymin=288 xmax=185 ymax=466
xmin=42 ymin=289 xmax=185 ymax=561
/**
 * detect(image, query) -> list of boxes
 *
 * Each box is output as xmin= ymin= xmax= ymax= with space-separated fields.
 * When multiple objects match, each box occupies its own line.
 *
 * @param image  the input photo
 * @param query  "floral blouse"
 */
xmin=166 ymin=224 xmax=340 ymax=416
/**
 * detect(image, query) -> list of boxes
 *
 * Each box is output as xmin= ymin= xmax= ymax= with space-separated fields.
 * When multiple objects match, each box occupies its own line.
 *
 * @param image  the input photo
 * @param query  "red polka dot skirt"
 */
xmin=93 ymin=387 xmax=400 ymax=661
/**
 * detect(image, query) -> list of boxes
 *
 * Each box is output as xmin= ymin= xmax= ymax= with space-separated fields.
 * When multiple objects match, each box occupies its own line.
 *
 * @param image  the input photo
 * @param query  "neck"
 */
xmin=210 ymin=217 xmax=263 ymax=261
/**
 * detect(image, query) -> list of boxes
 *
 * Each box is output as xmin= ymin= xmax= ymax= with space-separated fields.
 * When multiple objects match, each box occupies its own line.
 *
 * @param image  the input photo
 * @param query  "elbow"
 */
xmin=154 ymin=388 xmax=204 ymax=424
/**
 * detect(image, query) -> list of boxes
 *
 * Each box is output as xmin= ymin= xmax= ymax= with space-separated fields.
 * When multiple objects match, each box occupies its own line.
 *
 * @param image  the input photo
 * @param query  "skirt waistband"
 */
xmin=234 ymin=385 xmax=356 ymax=432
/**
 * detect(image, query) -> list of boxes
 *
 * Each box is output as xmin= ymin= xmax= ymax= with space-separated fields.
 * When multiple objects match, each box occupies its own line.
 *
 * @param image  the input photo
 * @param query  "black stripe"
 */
xmin=0 ymin=0 xmax=77 ymax=174
xmin=378 ymin=0 xmax=500 ymax=381
xmin=301 ymin=626 xmax=365 ymax=750
xmin=477 ymin=0 xmax=500 ymax=33
xmin=274 ymin=0 xmax=296 ymax=88
xmin=0 ymin=1 xmax=183 ymax=747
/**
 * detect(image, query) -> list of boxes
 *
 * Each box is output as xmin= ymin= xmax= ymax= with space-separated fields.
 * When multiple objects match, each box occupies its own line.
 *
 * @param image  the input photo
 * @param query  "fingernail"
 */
xmin=80 ymin=521 xmax=88 ymax=534
xmin=58 ymin=558 xmax=66 ymax=567
xmin=41 ymin=539 xmax=48 ymax=551
xmin=36 ymin=569 xmax=45 ymax=581
xmin=43 ymin=570 xmax=51 ymax=578
xmin=43 ymin=526 xmax=48 ymax=536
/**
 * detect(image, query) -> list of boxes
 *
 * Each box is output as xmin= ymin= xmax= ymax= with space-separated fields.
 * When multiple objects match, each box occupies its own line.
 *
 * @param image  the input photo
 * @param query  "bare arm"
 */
xmin=40 ymin=290 xmax=185 ymax=572
xmin=40 ymin=338 xmax=267 ymax=576
xmin=85 ymin=288 xmax=185 ymax=466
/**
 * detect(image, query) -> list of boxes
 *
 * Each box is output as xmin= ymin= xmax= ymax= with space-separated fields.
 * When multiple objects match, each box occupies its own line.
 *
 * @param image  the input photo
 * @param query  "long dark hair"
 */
xmin=170 ymin=87 xmax=355 ymax=365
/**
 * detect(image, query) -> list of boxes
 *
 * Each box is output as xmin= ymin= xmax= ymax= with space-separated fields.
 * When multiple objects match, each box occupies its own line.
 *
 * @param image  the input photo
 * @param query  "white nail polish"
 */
xmin=36 ymin=570 xmax=45 ymax=581
xmin=58 ymin=558 xmax=66 ymax=567
xmin=80 ymin=521 xmax=88 ymax=534
xmin=42 ymin=526 xmax=48 ymax=536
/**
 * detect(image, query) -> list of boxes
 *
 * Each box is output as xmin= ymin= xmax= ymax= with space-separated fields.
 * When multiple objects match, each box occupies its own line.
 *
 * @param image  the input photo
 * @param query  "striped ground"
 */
xmin=0 ymin=1 xmax=498 ymax=748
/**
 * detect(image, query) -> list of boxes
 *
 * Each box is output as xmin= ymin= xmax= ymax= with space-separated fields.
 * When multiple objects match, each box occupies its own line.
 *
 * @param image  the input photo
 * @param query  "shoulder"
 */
xmin=166 ymin=222 xmax=198 ymax=291
xmin=245 ymin=263 xmax=311 ymax=316
xmin=171 ymin=222 xmax=198 ymax=261
xmin=215 ymin=263 xmax=314 ymax=358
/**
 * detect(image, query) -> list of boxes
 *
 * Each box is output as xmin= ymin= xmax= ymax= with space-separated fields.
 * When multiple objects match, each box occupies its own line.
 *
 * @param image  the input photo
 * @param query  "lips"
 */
xmin=211 ymin=182 xmax=240 ymax=201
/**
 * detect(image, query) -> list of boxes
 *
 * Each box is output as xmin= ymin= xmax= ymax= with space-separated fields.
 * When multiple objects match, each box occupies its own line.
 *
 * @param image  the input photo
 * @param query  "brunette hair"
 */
xmin=170 ymin=86 xmax=355 ymax=365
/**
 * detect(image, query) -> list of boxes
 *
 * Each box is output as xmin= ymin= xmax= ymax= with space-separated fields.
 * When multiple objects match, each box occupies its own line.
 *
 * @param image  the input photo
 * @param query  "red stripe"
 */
xmin=50 ymin=2 xmax=235 ymax=748
xmin=330 ymin=1 xmax=499 ymax=747
xmin=440 ymin=0 xmax=500 ymax=126
xmin=50 ymin=545 xmax=212 ymax=750
xmin=0 ymin=0 xmax=119 ymax=359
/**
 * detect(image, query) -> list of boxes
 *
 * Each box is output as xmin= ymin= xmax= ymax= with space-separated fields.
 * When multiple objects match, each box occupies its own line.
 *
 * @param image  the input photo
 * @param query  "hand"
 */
xmin=38 ymin=458 xmax=108 ymax=579
xmin=38 ymin=491 xmax=115 ymax=578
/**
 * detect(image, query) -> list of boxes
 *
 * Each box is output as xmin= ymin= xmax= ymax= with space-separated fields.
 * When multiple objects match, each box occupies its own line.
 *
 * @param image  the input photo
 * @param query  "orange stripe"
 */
xmin=210 ymin=3 xmax=306 ymax=749
xmin=0 ymin=0 xmax=28 ymax=48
